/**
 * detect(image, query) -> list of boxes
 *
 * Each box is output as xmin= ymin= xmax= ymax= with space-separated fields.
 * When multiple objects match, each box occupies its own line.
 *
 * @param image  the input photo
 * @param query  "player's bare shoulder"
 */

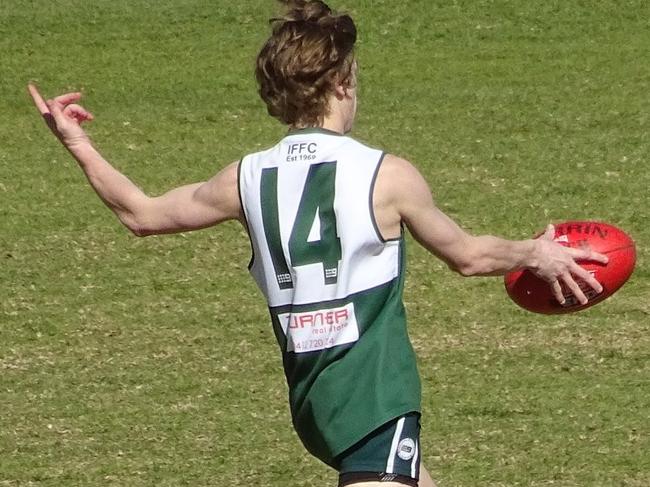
xmin=372 ymin=154 xmax=431 ymax=240
xmin=375 ymin=154 xmax=433 ymax=207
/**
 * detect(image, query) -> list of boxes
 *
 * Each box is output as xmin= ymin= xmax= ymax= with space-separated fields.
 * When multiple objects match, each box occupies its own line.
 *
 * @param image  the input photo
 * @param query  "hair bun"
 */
xmin=278 ymin=0 xmax=333 ymax=23
xmin=330 ymin=14 xmax=357 ymax=43
xmin=275 ymin=0 xmax=356 ymax=44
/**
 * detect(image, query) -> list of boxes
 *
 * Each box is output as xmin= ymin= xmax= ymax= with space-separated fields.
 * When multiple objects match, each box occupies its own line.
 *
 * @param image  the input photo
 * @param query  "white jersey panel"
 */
xmin=239 ymin=131 xmax=400 ymax=308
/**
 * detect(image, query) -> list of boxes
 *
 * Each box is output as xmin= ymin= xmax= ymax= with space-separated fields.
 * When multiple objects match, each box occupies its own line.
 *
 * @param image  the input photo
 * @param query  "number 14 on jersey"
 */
xmin=260 ymin=161 xmax=342 ymax=290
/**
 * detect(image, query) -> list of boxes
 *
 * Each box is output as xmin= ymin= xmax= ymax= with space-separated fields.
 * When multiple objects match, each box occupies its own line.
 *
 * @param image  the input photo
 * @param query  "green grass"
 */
xmin=2 ymin=0 xmax=649 ymax=485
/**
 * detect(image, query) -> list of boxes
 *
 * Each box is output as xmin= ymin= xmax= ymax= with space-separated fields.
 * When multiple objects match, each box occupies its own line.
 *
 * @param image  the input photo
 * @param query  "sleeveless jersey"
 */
xmin=238 ymin=128 xmax=421 ymax=467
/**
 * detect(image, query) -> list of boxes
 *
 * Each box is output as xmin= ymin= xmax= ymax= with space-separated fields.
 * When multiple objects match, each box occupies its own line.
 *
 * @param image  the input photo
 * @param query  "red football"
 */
xmin=505 ymin=221 xmax=636 ymax=314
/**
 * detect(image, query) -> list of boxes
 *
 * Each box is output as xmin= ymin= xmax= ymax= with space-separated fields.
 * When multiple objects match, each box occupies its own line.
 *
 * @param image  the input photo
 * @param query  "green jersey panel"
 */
xmin=269 ymin=241 xmax=421 ymax=466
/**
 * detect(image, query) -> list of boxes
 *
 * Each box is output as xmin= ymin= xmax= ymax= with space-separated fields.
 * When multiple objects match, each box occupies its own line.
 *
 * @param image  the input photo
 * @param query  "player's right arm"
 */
xmin=28 ymin=84 xmax=242 ymax=236
xmin=373 ymin=154 xmax=608 ymax=305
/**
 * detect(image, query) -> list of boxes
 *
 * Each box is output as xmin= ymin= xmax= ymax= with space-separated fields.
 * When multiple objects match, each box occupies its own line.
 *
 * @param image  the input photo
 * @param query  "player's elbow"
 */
xmin=446 ymin=242 xmax=487 ymax=277
xmin=122 ymin=219 xmax=148 ymax=237
xmin=451 ymin=254 xmax=501 ymax=277
xmin=118 ymin=212 xmax=154 ymax=237
xmin=117 ymin=200 xmax=160 ymax=237
xmin=450 ymin=259 xmax=480 ymax=277
xmin=128 ymin=218 xmax=163 ymax=237
xmin=128 ymin=224 xmax=152 ymax=237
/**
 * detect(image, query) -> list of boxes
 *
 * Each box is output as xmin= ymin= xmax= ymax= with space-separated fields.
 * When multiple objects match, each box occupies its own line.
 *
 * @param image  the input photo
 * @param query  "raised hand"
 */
xmin=533 ymin=224 xmax=608 ymax=305
xmin=28 ymin=83 xmax=94 ymax=148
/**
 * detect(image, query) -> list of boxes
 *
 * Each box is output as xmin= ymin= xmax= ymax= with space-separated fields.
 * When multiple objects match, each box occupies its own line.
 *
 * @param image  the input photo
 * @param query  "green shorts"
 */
xmin=335 ymin=412 xmax=421 ymax=487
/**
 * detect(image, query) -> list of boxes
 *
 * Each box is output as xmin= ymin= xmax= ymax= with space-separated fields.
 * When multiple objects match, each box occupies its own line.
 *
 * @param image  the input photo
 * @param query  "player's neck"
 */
xmin=321 ymin=93 xmax=355 ymax=134
xmin=290 ymin=98 xmax=354 ymax=135
xmin=290 ymin=117 xmax=347 ymax=136
xmin=321 ymin=117 xmax=346 ymax=135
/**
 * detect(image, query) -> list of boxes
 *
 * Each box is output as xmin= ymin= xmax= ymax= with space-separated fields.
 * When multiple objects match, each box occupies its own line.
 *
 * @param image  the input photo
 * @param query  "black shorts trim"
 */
xmin=339 ymin=471 xmax=419 ymax=487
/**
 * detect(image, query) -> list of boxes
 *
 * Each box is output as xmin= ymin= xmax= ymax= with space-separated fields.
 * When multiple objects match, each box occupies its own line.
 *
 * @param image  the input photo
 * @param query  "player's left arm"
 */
xmin=28 ymin=84 xmax=242 ymax=236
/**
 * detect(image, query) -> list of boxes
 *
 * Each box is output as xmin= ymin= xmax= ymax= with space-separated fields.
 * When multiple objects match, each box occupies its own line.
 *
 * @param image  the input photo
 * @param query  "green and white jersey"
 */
xmin=238 ymin=128 xmax=421 ymax=467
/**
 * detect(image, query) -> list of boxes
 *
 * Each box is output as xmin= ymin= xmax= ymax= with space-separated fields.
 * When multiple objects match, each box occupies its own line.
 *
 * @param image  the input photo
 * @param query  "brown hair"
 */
xmin=256 ymin=0 xmax=357 ymax=127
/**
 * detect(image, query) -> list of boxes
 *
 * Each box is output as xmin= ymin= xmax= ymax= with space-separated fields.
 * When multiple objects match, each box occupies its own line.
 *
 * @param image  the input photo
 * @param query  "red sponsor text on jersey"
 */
xmin=288 ymin=309 xmax=350 ymax=329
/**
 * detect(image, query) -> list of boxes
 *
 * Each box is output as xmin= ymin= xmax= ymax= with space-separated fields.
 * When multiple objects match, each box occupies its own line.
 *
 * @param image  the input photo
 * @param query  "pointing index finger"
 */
xmin=54 ymin=92 xmax=83 ymax=106
xmin=28 ymin=83 xmax=50 ymax=115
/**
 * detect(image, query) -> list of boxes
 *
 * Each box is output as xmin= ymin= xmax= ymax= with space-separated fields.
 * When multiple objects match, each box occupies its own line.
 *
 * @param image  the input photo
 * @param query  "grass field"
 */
xmin=2 ymin=1 xmax=649 ymax=485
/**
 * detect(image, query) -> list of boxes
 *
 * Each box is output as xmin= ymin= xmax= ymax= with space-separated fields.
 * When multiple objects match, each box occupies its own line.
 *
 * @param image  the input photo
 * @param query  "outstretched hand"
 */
xmin=28 ymin=83 xmax=94 ymax=148
xmin=533 ymin=224 xmax=608 ymax=305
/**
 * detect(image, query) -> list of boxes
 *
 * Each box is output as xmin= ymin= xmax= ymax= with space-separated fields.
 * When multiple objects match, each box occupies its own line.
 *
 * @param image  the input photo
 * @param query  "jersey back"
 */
xmin=238 ymin=129 xmax=421 ymax=466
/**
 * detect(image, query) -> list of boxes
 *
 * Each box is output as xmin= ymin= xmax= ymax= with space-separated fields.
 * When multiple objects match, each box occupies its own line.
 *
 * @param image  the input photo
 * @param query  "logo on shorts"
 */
xmin=397 ymin=438 xmax=416 ymax=460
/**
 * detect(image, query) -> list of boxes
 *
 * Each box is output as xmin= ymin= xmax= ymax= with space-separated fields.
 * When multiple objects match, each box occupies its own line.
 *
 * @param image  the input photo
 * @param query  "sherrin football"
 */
xmin=505 ymin=221 xmax=636 ymax=314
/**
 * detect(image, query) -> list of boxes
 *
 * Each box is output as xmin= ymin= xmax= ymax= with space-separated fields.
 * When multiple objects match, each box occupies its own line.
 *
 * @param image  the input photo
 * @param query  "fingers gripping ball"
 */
xmin=505 ymin=221 xmax=636 ymax=314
